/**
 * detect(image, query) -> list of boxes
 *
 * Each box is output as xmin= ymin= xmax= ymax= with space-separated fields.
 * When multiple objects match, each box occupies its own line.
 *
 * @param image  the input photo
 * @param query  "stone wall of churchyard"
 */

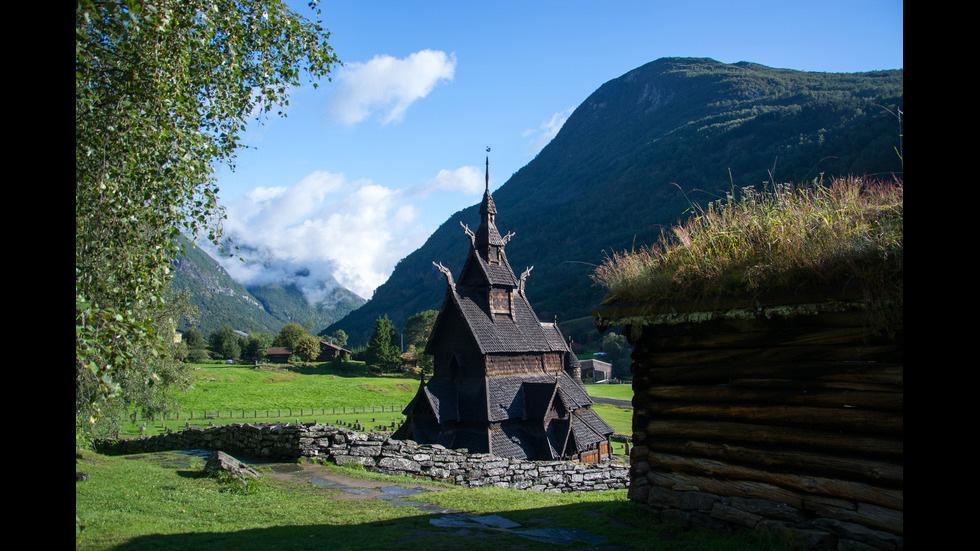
xmin=94 ymin=423 xmax=629 ymax=493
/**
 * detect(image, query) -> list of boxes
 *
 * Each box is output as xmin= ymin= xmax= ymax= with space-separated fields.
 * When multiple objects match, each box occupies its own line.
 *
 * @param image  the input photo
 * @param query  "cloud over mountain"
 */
xmin=210 ymin=165 xmax=483 ymax=300
xmin=523 ymin=108 xmax=574 ymax=156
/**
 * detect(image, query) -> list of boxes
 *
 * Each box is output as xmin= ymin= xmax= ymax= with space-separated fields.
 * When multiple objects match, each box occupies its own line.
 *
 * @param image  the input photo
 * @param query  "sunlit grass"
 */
xmin=592 ymin=177 xmax=903 ymax=306
xmin=584 ymin=383 xmax=633 ymax=402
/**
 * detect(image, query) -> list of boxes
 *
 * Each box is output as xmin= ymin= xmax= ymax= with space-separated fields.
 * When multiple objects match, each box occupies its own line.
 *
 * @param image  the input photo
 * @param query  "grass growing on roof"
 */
xmin=592 ymin=176 xmax=903 ymax=307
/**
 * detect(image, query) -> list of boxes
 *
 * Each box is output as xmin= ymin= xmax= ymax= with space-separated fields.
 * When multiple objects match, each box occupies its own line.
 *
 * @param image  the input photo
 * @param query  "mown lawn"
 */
xmin=179 ymin=363 xmax=418 ymax=411
xmin=75 ymin=448 xmax=799 ymax=551
xmin=583 ymin=382 xmax=634 ymax=402
xmin=82 ymin=366 xmax=802 ymax=550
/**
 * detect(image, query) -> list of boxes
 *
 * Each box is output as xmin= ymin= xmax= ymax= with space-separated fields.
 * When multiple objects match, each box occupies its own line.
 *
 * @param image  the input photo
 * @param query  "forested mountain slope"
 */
xmin=327 ymin=57 xmax=903 ymax=346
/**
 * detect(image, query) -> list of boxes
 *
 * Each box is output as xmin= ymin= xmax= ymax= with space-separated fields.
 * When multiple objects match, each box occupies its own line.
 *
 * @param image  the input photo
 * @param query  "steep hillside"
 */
xmin=326 ymin=57 xmax=903 ymax=346
xmin=171 ymin=236 xmax=365 ymax=336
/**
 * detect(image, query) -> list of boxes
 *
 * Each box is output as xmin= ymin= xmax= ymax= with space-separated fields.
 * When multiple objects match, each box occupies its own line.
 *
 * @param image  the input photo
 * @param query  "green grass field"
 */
xmin=123 ymin=363 xmax=635 ymax=443
xmin=583 ymin=382 xmax=634 ymax=402
xmin=75 ymin=448 xmax=797 ymax=551
xmin=79 ymin=364 xmax=802 ymax=550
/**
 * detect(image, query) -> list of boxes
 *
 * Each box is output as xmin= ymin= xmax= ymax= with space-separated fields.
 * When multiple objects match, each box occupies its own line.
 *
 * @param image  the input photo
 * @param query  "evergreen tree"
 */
xmin=365 ymin=315 xmax=400 ymax=373
xmin=404 ymin=310 xmax=438 ymax=373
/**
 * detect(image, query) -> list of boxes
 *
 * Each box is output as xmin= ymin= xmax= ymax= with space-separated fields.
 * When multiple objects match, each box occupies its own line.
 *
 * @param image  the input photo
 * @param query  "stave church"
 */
xmin=393 ymin=158 xmax=614 ymax=462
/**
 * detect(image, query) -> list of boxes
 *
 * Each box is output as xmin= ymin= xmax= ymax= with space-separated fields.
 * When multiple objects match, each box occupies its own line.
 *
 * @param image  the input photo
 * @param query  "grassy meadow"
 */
xmin=75 ymin=447 xmax=798 ymax=551
xmin=120 ymin=362 xmax=635 ymax=446
xmin=77 ymin=362 xmax=805 ymax=550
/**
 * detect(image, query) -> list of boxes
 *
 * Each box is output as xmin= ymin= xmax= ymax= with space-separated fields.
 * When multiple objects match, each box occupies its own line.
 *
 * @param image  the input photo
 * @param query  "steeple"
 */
xmin=475 ymin=156 xmax=506 ymax=262
xmin=479 ymin=156 xmax=496 ymax=222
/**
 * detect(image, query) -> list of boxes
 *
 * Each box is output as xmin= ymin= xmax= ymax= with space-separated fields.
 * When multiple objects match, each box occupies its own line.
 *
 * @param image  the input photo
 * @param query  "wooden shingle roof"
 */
xmin=397 ymin=158 xmax=613 ymax=461
xmin=444 ymin=287 xmax=569 ymax=355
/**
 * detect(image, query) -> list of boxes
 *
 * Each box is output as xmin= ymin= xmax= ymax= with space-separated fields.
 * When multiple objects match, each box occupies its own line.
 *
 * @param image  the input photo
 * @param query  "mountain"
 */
xmin=171 ymin=235 xmax=366 ymax=337
xmin=326 ymin=57 xmax=904 ymax=347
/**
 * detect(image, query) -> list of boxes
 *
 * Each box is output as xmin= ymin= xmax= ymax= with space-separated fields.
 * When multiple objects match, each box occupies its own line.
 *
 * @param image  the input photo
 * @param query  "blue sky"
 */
xmin=209 ymin=0 xmax=903 ymax=301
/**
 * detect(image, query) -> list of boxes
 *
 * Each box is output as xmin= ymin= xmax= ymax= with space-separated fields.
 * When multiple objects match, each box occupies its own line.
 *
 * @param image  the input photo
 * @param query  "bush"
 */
xmin=186 ymin=348 xmax=210 ymax=363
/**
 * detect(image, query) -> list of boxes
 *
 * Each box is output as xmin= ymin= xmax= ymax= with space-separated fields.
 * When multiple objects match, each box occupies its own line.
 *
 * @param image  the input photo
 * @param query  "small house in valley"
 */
xmin=393 ymin=159 xmax=613 ymax=462
xmin=580 ymin=359 xmax=613 ymax=383
xmin=265 ymin=347 xmax=292 ymax=364
xmin=317 ymin=340 xmax=351 ymax=362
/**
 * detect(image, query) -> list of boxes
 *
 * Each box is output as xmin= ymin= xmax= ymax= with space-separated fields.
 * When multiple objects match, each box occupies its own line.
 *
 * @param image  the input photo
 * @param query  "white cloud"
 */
xmin=212 ymin=164 xmax=483 ymax=301
xmin=410 ymin=165 xmax=484 ymax=197
xmin=523 ymin=107 xmax=573 ymax=156
xmin=328 ymin=49 xmax=457 ymax=126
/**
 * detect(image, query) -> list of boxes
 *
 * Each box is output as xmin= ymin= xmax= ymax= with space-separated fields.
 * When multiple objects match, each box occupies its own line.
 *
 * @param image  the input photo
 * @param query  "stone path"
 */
xmin=131 ymin=450 xmax=629 ymax=549
xmin=262 ymin=460 xmax=622 ymax=547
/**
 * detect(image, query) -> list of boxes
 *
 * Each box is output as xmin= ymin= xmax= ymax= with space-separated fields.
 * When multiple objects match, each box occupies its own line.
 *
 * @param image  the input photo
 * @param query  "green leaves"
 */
xmin=76 ymin=0 xmax=339 ymax=440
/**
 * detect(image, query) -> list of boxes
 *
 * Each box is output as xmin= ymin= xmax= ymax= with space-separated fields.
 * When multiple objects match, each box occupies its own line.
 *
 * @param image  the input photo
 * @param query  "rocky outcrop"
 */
xmin=205 ymin=450 xmax=261 ymax=480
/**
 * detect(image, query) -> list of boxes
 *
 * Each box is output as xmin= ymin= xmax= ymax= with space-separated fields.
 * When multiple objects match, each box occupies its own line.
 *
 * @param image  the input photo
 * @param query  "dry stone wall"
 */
xmin=95 ymin=422 xmax=628 ymax=493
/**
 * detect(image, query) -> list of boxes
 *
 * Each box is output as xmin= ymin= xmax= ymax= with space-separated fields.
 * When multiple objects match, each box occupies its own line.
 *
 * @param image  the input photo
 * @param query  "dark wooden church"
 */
xmin=393 ymin=159 xmax=614 ymax=462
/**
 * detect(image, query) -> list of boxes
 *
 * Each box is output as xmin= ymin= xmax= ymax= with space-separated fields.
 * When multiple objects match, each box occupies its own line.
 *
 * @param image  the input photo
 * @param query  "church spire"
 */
xmin=476 ymin=156 xmax=502 ymax=256
xmin=479 ymin=156 xmax=496 ymax=220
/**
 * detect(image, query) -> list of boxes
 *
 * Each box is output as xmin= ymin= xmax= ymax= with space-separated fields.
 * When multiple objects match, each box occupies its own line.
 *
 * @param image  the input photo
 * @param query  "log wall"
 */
xmin=610 ymin=296 xmax=902 ymax=550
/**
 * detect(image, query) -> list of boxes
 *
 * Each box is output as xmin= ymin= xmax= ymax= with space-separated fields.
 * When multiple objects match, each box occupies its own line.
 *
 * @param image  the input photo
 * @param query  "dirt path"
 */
xmin=253 ymin=457 xmax=625 ymax=548
xmin=261 ymin=461 xmax=457 ymax=511
xmin=126 ymin=451 xmax=629 ymax=549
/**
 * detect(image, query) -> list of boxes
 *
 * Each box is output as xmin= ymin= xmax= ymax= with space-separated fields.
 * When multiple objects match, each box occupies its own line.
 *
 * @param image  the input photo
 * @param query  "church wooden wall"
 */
xmin=486 ymin=352 xmax=563 ymax=376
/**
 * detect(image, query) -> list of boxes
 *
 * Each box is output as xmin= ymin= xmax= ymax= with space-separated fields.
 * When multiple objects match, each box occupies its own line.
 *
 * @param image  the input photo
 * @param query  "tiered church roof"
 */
xmin=393 ymin=158 xmax=613 ymax=461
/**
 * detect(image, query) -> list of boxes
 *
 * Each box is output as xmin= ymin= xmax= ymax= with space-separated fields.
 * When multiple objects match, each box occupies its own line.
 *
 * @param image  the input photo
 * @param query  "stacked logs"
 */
xmin=599 ymin=292 xmax=902 ymax=549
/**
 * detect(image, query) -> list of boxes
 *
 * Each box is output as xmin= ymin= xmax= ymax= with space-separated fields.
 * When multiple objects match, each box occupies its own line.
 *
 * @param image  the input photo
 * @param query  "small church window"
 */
xmin=490 ymin=288 xmax=511 ymax=315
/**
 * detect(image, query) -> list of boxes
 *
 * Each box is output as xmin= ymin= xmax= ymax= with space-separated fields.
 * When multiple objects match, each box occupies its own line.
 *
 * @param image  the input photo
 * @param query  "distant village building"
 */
xmin=265 ymin=347 xmax=292 ymax=364
xmin=580 ymin=359 xmax=613 ymax=383
xmin=393 ymin=159 xmax=613 ymax=462
xmin=317 ymin=340 xmax=351 ymax=362
xmin=266 ymin=340 xmax=351 ymax=364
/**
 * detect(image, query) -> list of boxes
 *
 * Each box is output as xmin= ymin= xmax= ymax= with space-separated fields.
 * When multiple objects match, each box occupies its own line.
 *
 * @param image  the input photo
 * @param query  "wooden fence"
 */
xmin=135 ymin=404 xmax=407 ymax=422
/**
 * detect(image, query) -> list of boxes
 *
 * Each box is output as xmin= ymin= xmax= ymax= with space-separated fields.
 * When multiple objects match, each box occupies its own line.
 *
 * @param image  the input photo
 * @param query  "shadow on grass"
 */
xmin=79 ymin=450 xmax=799 ymax=551
xmin=104 ymin=499 xmax=718 ymax=551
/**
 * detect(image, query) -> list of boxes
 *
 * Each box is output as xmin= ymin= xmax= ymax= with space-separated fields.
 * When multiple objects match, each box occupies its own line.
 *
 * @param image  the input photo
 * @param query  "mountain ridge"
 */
xmin=324 ymin=57 xmax=903 ymax=347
